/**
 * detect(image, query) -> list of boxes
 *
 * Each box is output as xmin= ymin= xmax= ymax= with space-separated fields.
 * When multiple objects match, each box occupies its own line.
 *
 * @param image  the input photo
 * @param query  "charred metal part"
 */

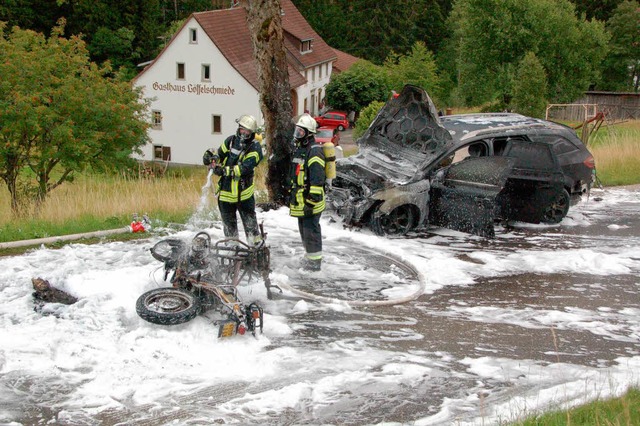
xmin=139 ymin=226 xmax=272 ymax=337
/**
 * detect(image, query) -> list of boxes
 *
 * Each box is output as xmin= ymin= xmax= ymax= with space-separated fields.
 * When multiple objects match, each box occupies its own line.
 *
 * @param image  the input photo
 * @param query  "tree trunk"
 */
xmin=241 ymin=0 xmax=294 ymax=206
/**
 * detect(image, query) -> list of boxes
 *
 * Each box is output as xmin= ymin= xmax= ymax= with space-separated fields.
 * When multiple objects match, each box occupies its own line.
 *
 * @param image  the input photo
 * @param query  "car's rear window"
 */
xmin=505 ymin=142 xmax=556 ymax=169
xmin=316 ymin=129 xmax=333 ymax=138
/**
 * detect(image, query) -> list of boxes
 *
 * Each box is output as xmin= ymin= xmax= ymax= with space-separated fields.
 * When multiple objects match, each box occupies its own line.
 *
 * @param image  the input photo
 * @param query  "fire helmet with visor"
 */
xmin=236 ymin=114 xmax=258 ymax=141
xmin=294 ymin=113 xmax=317 ymax=142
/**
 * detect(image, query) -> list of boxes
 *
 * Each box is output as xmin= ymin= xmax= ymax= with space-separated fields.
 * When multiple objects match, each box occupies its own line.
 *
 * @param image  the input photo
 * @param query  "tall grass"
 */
xmin=514 ymin=387 xmax=640 ymax=426
xmin=588 ymin=121 xmax=640 ymax=187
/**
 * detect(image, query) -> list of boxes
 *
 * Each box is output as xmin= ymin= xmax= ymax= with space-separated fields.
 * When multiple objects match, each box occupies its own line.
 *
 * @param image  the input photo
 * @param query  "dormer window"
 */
xmin=300 ymin=39 xmax=312 ymax=54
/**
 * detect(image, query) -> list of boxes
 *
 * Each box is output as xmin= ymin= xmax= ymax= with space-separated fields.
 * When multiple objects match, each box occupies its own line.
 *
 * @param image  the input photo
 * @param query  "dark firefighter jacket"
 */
xmin=217 ymin=135 xmax=263 ymax=203
xmin=289 ymin=138 xmax=326 ymax=217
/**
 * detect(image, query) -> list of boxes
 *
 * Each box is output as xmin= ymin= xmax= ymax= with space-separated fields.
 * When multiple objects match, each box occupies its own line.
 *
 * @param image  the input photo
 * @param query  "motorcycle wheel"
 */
xmin=136 ymin=287 xmax=200 ymax=325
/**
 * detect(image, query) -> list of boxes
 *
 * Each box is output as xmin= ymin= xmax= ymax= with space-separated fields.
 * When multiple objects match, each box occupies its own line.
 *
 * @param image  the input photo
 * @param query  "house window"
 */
xmin=202 ymin=64 xmax=211 ymax=81
xmin=177 ymin=63 xmax=185 ymax=80
xmin=152 ymin=110 xmax=162 ymax=129
xmin=319 ymin=64 xmax=323 ymax=79
xmin=154 ymin=145 xmax=171 ymax=161
xmin=311 ymin=67 xmax=315 ymax=82
xmin=189 ymin=28 xmax=197 ymax=43
xmin=300 ymin=39 xmax=312 ymax=53
xmin=212 ymin=115 xmax=222 ymax=134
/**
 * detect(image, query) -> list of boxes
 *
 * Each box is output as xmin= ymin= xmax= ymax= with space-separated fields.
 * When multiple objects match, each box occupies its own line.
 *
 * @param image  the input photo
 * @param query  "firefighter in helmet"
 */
xmin=289 ymin=113 xmax=326 ymax=271
xmin=203 ymin=114 xmax=264 ymax=244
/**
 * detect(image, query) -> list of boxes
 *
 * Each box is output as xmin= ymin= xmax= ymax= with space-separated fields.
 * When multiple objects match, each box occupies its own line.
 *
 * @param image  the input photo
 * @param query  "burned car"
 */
xmin=326 ymin=85 xmax=596 ymax=237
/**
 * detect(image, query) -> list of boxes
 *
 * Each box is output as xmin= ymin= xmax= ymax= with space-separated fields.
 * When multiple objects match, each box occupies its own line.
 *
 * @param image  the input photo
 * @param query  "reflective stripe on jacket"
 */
xmin=289 ymin=138 xmax=326 ymax=217
xmin=217 ymin=135 xmax=263 ymax=203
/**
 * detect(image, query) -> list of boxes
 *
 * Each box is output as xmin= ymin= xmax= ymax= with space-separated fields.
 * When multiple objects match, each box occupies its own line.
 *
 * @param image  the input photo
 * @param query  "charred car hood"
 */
xmin=338 ymin=85 xmax=454 ymax=186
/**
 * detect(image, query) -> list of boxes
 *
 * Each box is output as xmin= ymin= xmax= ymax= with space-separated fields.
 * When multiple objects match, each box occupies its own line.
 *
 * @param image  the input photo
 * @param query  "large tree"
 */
xmin=0 ymin=21 xmax=150 ymax=215
xmin=240 ymin=0 xmax=294 ymax=206
xmin=599 ymin=0 xmax=640 ymax=92
xmin=292 ymin=0 xmax=448 ymax=64
xmin=448 ymin=0 xmax=608 ymax=108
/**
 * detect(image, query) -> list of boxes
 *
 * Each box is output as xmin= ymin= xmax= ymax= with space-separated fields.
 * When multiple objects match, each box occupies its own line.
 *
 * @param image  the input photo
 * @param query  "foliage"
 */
xmin=384 ymin=41 xmax=442 ymax=103
xmin=0 ymin=21 xmax=150 ymax=216
xmin=569 ymin=0 xmax=625 ymax=21
xmin=325 ymin=61 xmax=389 ymax=113
xmin=353 ymin=100 xmax=386 ymax=139
xmin=599 ymin=0 xmax=640 ymax=92
xmin=292 ymin=0 xmax=449 ymax=65
xmin=512 ymin=52 xmax=548 ymax=118
xmin=448 ymin=0 xmax=609 ymax=108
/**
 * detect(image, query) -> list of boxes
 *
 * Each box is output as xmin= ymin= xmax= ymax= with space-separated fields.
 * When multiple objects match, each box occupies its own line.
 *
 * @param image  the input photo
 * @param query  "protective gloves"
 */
xmin=213 ymin=165 xmax=224 ymax=176
xmin=202 ymin=149 xmax=217 ymax=166
xmin=303 ymin=204 xmax=314 ymax=218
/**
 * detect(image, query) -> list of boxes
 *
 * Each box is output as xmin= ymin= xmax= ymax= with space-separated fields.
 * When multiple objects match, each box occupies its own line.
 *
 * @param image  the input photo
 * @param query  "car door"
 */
xmin=429 ymin=156 xmax=516 ymax=237
xmin=497 ymin=139 xmax=566 ymax=223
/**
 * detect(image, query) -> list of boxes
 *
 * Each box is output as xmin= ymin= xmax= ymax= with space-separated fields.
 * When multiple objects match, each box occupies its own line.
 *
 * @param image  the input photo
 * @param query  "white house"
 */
xmin=133 ymin=0 xmax=350 ymax=165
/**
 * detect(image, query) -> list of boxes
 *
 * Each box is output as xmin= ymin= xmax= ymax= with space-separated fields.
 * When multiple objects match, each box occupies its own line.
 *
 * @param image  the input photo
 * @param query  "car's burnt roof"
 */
xmin=440 ymin=113 xmax=567 ymax=142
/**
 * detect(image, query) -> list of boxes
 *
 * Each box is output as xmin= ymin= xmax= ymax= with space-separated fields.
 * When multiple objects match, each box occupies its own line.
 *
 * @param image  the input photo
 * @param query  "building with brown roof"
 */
xmin=133 ymin=0 xmax=345 ymax=165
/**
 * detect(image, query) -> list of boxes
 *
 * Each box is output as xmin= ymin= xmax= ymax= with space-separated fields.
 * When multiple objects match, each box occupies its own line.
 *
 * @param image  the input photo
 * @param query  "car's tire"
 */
xmin=541 ymin=189 xmax=571 ymax=224
xmin=136 ymin=287 xmax=200 ymax=325
xmin=338 ymin=124 xmax=345 ymax=131
xmin=370 ymin=205 xmax=415 ymax=236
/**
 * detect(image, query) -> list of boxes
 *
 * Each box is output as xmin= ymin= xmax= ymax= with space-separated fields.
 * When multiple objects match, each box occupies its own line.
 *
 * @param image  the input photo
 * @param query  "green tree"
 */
xmin=449 ymin=0 xmax=608 ymax=108
xmin=385 ymin=41 xmax=442 ymax=102
xmin=325 ymin=61 xmax=389 ymax=113
xmin=599 ymin=0 xmax=640 ymax=92
xmin=0 ymin=21 xmax=150 ymax=215
xmin=293 ymin=0 xmax=448 ymax=64
xmin=353 ymin=100 xmax=385 ymax=139
xmin=570 ymin=0 xmax=624 ymax=21
xmin=512 ymin=52 xmax=548 ymax=118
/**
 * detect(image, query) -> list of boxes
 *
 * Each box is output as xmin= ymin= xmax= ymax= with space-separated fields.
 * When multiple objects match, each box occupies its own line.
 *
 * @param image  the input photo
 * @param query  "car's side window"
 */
xmin=494 ymin=136 xmax=528 ymax=156
xmin=446 ymin=141 xmax=490 ymax=166
xmin=505 ymin=141 xmax=556 ymax=170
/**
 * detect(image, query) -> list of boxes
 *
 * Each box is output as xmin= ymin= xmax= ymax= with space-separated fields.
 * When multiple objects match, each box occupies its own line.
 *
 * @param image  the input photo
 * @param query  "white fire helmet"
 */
xmin=295 ymin=113 xmax=317 ymax=134
xmin=236 ymin=114 xmax=258 ymax=133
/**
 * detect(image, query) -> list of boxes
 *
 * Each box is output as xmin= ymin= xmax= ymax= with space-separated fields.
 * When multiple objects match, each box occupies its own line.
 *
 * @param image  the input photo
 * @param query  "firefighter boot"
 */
xmin=301 ymin=257 xmax=322 ymax=272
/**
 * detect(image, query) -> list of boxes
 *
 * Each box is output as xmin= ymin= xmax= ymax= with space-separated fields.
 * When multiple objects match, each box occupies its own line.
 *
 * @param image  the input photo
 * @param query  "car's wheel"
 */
xmin=541 ymin=189 xmax=571 ymax=224
xmin=136 ymin=287 xmax=200 ymax=325
xmin=370 ymin=205 xmax=415 ymax=236
xmin=337 ymin=124 xmax=345 ymax=131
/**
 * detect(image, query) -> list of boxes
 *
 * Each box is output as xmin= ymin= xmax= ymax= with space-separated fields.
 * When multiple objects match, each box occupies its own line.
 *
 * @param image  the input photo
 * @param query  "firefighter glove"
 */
xmin=203 ymin=149 xmax=217 ymax=166
xmin=213 ymin=165 xmax=224 ymax=176
xmin=303 ymin=204 xmax=314 ymax=218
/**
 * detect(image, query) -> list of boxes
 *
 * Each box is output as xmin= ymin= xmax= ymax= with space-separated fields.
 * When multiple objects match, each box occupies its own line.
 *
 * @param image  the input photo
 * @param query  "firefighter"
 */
xmin=203 ymin=114 xmax=264 ymax=244
xmin=289 ymin=114 xmax=326 ymax=271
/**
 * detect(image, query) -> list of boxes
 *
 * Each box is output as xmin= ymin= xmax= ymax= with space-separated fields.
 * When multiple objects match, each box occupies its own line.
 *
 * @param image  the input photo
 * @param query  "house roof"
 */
xmin=280 ymin=0 xmax=337 ymax=69
xmin=331 ymin=48 xmax=360 ymax=74
xmin=135 ymin=0 xmax=336 ymax=91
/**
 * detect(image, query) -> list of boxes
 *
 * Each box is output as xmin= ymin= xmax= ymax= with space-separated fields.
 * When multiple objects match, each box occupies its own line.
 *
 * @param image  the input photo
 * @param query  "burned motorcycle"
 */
xmin=136 ymin=227 xmax=273 ymax=338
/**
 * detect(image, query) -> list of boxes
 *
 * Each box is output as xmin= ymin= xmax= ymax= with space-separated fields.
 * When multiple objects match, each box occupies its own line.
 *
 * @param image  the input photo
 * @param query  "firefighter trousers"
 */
xmin=297 ymin=213 xmax=322 ymax=259
xmin=218 ymin=197 xmax=259 ymax=242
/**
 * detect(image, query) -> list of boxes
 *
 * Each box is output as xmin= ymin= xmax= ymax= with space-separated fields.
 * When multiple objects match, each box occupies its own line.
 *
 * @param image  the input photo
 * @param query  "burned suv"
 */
xmin=326 ymin=85 xmax=596 ymax=237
